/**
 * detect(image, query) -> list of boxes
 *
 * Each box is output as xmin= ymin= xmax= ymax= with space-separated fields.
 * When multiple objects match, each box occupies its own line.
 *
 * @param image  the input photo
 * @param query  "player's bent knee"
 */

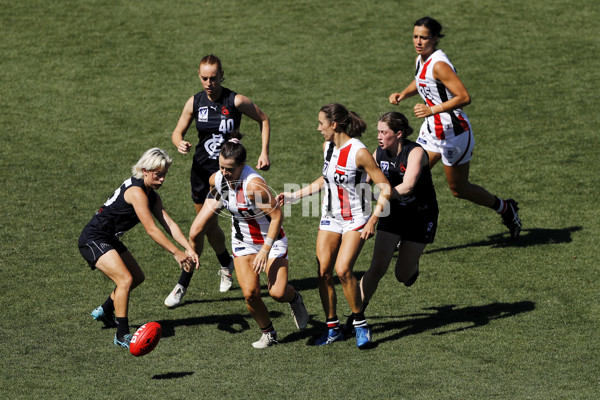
xmin=243 ymin=290 xmax=262 ymax=305
xmin=268 ymin=288 xmax=286 ymax=302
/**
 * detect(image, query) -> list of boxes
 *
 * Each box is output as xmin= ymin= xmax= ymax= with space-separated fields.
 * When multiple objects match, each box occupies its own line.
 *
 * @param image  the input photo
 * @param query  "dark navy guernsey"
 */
xmin=191 ymin=87 xmax=243 ymax=171
xmin=375 ymin=140 xmax=437 ymax=211
xmin=83 ymin=177 xmax=157 ymax=238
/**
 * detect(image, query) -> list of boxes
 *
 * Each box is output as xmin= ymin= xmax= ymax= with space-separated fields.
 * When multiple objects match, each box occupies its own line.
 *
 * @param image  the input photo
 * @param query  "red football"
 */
xmin=130 ymin=322 xmax=161 ymax=357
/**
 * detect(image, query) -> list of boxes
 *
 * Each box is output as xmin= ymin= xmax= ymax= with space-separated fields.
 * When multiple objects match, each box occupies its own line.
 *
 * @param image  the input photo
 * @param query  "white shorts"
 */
xmin=416 ymin=123 xmax=475 ymax=166
xmin=319 ymin=214 xmax=370 ymax=235
xmin=231 ymin=237 xmax=288 ymax=259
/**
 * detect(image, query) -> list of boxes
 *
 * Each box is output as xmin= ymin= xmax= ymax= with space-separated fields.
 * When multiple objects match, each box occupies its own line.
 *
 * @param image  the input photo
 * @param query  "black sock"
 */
xmin=178 ymin=269 xmax=194 ymax=288
xmin=492 ymin=196 xmax=507 ymax=213
xmin=261 ymin=323 xmax=275 ymax=333
xmin=216 ymin=250 xmax=232 ymax=269
xmin=101 ymin=295 xmax=115 ymax=316
xmin=352 ymin=311 xmax=367 ymax=328
xmin=115 ymin=317 xmax=129 ymax=339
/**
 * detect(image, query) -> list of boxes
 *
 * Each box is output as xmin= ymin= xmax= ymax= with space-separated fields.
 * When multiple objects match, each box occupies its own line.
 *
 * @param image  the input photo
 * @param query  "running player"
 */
xmin=79 ymin=148 xmax=198 ymax=349
xmin=278 ymin=103 xmax=391 ymax=349
xmin=187 ymin=132 xmax=308 ymax=348
xmin=165 ymin=54 xmax=271 ymax=307
xmin=344 ymin=112 xmax=438 ymax=332
xmin=389 ymin=16 xmax=521 ymax=240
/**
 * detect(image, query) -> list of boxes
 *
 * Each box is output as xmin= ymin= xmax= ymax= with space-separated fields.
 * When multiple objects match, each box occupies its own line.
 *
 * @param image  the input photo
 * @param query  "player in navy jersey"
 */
xmin=165 ymin=54 xmax=271 ymax=307
xmin=389 ymin=17 xmax=521 ymax=240
xmin=78 ymin=148 xmax=198 ymax=349
xmin=344 ymin=112 xmax=438 ymax=332
xmin=278 ymin=103 xmax=391 ymax=349
xmin=186 ymin=132 xmax=309 ymax=348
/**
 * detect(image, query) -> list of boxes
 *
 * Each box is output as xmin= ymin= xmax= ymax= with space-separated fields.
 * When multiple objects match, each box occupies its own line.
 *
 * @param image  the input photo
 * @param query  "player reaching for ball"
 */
xmin=187 ymin=131 xmax=309 ymax=349
xmin=78 ymin=148 xmax=198 ymax=349
xmin=278 ymin=103 xmax=391 ymax=349
xmin=388 ymin=16 xmax=521 ymax=240
xmin=165 ymin=54 xmax=271 ymax=307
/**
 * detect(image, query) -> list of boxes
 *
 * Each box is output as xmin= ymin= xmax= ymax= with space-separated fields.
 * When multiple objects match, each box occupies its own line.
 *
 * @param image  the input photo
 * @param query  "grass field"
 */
xmin=1 ymin=0 xmax=599 ymax=398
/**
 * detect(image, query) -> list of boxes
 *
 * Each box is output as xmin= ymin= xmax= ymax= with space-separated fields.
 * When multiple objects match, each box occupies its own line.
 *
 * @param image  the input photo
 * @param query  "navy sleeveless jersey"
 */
xmin=376 ymin=140 xmax=437 ymax=210
xmin=191 ymin=87 xmax=243 ymax=169
xmin=83 ymin=177 xmax=157 ymax=237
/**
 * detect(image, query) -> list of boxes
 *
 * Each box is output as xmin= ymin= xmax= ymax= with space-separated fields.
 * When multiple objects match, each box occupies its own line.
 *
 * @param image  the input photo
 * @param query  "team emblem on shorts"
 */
xmin=198 ymin=106 xmax=208 ymax=122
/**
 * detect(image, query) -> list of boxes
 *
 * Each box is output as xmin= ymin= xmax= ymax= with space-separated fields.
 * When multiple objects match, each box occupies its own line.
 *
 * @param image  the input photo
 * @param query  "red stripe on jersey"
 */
xmin=236 ymin=187 xmax=263 ymax=244
xmin=419 ymin=59 xmax=432 ymax=80
xmin=336 ymin=145 xmax=353 ymax=220
xmin=426 ymin=98 xmax=445 ymax=140
xmin=338 ymin=188 xmax=352 ymax=220
xmin=336 ymin=145 xmax=351 ymax=170
xmin=457 ymin=113 xmax=470 ymax=132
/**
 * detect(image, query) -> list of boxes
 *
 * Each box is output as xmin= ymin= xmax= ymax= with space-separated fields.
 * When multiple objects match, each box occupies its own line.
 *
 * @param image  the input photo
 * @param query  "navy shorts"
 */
xmin=78 ymin=229 xmax=127 ymax=270
xmin=377 ymin=204 xmax=438 ymax=244
xmin=190 ymin=161 xmax=219 ymax=204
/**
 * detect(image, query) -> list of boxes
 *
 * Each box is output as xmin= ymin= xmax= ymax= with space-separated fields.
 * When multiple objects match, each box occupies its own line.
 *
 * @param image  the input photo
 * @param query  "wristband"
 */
xmin=429 ymin=106 xmax=434 ymax=115
xmin=260 ymin=248 xmax=269 ymax=253
xmin=264 ymin=237 xmax=274 ymax=247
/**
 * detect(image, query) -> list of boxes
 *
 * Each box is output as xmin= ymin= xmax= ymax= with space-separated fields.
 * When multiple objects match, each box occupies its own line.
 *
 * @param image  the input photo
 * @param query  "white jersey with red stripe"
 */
xmin=321 ymin=138 xmax=371 ymax=221
xmin=415 ymin=49 xmax=471 ymax=140
xmin=214 ymin=165 xmax=285 ymax=246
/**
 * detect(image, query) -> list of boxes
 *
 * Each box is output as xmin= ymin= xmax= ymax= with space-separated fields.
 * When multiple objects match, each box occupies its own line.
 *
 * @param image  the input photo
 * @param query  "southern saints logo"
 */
xmin=204 ymin=133 xmax=225 ymax=159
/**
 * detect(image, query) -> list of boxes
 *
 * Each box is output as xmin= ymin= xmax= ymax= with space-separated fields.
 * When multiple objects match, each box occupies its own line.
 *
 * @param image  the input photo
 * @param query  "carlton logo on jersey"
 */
xmin=198 ymin=106 xmax=209 ymax=122
xmin=204 ymin=133 xmax=225 ymax=159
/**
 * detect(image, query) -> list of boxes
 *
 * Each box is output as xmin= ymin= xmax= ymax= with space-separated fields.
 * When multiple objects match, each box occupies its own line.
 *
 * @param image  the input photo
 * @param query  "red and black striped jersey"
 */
xmin=214 ymin=165 xmax=284 ymax=245
xmin=415 ymin=49 xmax=471 ymax=140
xmin=321 ymin=139 xmax=370 ymax=221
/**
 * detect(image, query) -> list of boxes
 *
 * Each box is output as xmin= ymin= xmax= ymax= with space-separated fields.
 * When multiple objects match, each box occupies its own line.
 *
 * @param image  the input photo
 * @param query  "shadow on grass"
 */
xmin=425 ymin=226 xmax=582 ymax=254
xmin=151 ymin=371 xmax=194 ymax=380
xmin=155 ymin=310 xmax=285 ymax=338
xmin=288 ymin=272 xmax=365 ymax=292
xmin=370 ymin=300 xmax=535 ymax=346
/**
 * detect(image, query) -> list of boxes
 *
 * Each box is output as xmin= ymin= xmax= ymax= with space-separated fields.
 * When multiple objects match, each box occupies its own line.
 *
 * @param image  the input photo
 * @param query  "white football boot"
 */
xmin=218 ymin=259 xmax=234 ymax=292
xmin=251 ymin=331 xmax=278 ymax=349
xmin=164 ymin=283 xmax=187 ymax=308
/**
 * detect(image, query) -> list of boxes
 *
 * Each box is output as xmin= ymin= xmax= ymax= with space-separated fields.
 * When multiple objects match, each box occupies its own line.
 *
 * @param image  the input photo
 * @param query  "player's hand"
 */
xmin=256 ymin=153 xmax=271 ymax=171
xmin=186 ymin=249 xmax=200 ymax=270
xmin=177 ymin=140 xmax=192 ymax=155
xmin=276 ymin=192 xmax=297 ymax=206
xmin=389 ymin=92 xmax=403 ymax=105
xmin=360 ymin=219 xmax=377 ymax=240
xmin=252 ymin=250 xmax=268 ymax=274
xmin=413 ymin=103 xmax=433 ymax=119
xmin=174 ymin=250 xmax=193 ymax=271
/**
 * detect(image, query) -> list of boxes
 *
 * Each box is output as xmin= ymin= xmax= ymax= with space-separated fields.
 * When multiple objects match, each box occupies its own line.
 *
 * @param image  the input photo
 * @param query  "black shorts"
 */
xmin=190 ymin=160 xmax=219 ymax=204
xmin=377 ymin=204 xmax=438 ymax=244
xmin=78 ymin=229 xmax=128 ymax=270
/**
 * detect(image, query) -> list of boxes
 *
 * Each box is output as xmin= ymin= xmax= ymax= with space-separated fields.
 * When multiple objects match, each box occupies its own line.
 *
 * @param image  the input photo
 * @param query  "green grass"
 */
xmin=1 ymin=0 xmax=599 ymax=398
